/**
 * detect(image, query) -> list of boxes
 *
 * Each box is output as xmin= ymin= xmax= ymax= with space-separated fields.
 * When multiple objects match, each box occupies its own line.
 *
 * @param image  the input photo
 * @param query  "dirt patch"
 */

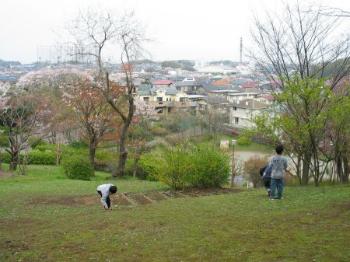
xmin=112 ymin=194 xmax=133 ymax=206
xmin=162 ymin=191 xmax=186 ymax=198
xmin=27 ymin=188 xmax=243 ymax=208
xmin=125 ymin=193 xmax=153 ymax=205
xmin=161 ymin=187 xmax=242 ymax=198
xmin=145 ymin=191 xmax=168 ymax=201
xmin=29 ymin=195 xmax=98 ymax=207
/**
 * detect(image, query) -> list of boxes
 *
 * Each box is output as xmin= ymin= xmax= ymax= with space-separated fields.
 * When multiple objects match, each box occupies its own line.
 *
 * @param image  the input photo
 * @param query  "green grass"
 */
xmin=234 ymin=142 xmax=273 ymax=153
xmin=209 ymin=134 xmax=273 ymax=153
xmin=1 ymin=165 xmax=350 ymax=261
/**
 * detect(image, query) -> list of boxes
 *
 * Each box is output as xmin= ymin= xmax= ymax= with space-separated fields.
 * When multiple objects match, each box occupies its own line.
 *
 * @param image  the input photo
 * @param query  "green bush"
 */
xmin=62 ymin=156 xmax=94 ymax=180
xmin=61 ymin=146 xmax=88 ymax=160
xmin=1 ymin=146 xmax=88 ymax=167
xmin=156 ymin=145 xmax=188 ymax=189
xmin=69 ymin=140 xmax=88 ymax=149
xmin=237 ymin=134 xmax=252 ymax=146
xmin=139 ymin=144 xmax=230 ymax=189
xmin=0 ymin=134 xmax=8 ymax=147
xmin=0 ymin=151 xmax=11 ymax=163
xmin=139 ymin=151 xmax=164 ymax=181
xmin=28 ymin=150 xmax=56 ymax=165
xmin=35 ymin=143 xmax=57 ymax=152
xmin=185 ymin=144 xmax=230 ymax=188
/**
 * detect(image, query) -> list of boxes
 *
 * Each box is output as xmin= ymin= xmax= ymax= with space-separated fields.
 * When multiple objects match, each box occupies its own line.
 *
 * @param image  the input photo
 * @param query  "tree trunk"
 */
xmin=89 ymin=138 xmax=97 ymax=169
xmin=114 ymin=121 xmax=131 ymax=177
xmin=296 ymin=155 xmax=302 ymax=185
xmin=302 ymin=151 xmax=311 ymax=185
xmin=9 ymin=150 xmax=19 ymax=171
xmin=336 ymin=155 xmax=343 ymax=182
xmin=341 ymin=156 xmax=349 ymax=183
xmin=56 ymin=143 xmax=61 ymax=166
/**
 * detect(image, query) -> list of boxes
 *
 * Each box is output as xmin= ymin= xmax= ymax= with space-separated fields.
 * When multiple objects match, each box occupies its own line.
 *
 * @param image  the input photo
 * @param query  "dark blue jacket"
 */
xmin=260 ymin=164 xmax=272 ymax=181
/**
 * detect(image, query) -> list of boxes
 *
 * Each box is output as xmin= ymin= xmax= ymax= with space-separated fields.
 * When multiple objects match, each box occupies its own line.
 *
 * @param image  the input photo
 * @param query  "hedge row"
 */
xmin=0 ymin=150 xmax=56 ymax=165
xmin=139 ymin=143 xmax=230 ymax=189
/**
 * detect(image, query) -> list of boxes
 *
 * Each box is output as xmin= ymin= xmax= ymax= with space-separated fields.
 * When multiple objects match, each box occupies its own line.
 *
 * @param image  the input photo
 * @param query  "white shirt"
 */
xmin=97 ymin=184 xmax=114 ymax=208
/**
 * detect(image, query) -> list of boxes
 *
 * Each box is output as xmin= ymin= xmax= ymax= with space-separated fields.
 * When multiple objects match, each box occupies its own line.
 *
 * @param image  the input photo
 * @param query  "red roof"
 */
xmin=261 ymin=94 xmax=274 ymax=101
xmin=241 ymin=81 xmax=257 ymax=89
xmin=212 ymin=78 xmax=231 ymax=86
xmin=152 ymin=80 xmax=174 ymax=86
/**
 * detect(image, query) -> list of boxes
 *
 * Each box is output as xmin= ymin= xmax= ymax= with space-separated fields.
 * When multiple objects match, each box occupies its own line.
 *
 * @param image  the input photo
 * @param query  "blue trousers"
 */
xmin=270 ymin=178 xmax=284 ymax=199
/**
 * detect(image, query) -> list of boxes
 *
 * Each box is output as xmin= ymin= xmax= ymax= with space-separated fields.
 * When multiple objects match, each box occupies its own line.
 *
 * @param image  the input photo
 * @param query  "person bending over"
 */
xmin=96 ymin=184 xmax=117 ymax=209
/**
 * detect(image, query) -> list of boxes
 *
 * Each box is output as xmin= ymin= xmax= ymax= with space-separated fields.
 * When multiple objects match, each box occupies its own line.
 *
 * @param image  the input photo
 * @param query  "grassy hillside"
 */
xmin=0 ymin=165 xmax=349 ymax=261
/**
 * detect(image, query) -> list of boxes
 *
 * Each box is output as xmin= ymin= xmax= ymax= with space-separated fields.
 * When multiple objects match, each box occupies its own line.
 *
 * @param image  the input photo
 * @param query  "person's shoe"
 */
xmin=269 ymin=198 xmax=275 ymax=201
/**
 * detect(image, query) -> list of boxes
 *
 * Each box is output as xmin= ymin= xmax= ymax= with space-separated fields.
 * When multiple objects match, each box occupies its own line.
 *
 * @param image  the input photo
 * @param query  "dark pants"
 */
xmin=263 ymin=178 xmax=271 ymax=196
xmin=270 ymin=178 xmax=284 ymax=199
xmin=97 ymin=190 xmax=111 ymax=208
xmin=263 ymin=179 xmax=271 ymax=190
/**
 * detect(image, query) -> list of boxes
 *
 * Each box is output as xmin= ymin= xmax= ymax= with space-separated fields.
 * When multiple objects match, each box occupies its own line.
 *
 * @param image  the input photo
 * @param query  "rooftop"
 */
xmin=152 ymin=80 xmax=174 ymax=85
xmin=231 ymin=99 xmax=268 ymax=110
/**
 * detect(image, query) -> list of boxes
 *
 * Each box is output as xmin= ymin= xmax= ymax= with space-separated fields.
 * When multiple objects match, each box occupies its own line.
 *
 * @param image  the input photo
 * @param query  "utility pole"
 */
xmin=240 ymin=37 xmax=243 ymax=64
xmin=231 ymin=139 xmax=237 ymax=187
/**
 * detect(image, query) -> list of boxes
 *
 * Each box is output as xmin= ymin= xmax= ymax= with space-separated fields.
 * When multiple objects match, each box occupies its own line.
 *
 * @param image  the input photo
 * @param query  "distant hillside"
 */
xmin=209 ymin=60 xmax=239 ymax=67
xmin=0 ymin=59 xmax=21 ymax=67
xmin=161 ymin=60 xmax=196 ymax=71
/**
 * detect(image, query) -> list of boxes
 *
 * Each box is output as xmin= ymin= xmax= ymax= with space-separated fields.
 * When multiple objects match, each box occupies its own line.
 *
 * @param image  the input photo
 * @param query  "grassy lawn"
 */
xmin=1 ymin=165 xmax=350 ymax=261
xmin=234 ymin=142 xmax=273 ymax=153
xmin=217 ymin=134 xmax=273 ymax=153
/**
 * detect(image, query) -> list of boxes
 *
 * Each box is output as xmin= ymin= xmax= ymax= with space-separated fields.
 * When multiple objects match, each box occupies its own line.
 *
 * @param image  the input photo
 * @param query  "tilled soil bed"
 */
xmin=28 ymin=187 xmax=243 ymax=208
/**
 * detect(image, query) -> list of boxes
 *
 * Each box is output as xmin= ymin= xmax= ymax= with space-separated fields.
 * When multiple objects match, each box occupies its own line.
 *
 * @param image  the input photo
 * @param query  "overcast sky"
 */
xmin=1 ymin=0 xmax=350 ymax=63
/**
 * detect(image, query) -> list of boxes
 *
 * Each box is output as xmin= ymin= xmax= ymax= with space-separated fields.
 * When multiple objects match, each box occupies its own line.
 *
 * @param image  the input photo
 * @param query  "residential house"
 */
xmin=152 ymin=79 xmax=174 ymax=89
xmin=226 ymin=89 xmax=260 ymax=103
xmin=241 ymin=80 xmax=258 ymax=89
xmin=136 ymin=84 xmax=207 ymax=115
xmin=176 ymin=80 xmax=202 ymax=94
xmin=229 ymin=99 xmax=269 ymax=129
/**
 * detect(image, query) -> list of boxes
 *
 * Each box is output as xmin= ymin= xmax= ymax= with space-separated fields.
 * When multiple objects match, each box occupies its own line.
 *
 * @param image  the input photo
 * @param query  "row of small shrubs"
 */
xmin=139 ymin=143 xmax=230 ymax=189
xmin=0 ymin=140 xmax=94 ymax=180
xmin=0 ymin=150 xmax=56 ymax=165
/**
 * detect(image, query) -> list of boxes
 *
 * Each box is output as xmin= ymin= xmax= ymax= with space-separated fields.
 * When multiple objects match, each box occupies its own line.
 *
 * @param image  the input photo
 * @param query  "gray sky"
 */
xmin=1 ymin=0 xmax=350 ymax=63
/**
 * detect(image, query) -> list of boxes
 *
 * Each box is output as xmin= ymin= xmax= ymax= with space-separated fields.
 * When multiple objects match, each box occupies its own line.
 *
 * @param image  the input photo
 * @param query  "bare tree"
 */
xmin=317 ymin=7 xmax=350 ymax=17
xmin=69 ymin=10 xmax=146 ymax=176
xmin=251 ymin=2 xmax=350 ymax=89
xmin=63 ymin=73 xmax=115 ymax=168
xmin=251 ymin=2 xmax=350 ymax=185
xmin=69 ymin=9 xmax=118 ymax=70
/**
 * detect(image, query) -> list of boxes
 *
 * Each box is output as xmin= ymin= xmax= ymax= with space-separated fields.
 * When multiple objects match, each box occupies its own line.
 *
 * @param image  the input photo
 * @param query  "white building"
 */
xmin=137 ymin=86 xmax=207 ymax=115
xmin=229 ymin=99 xmax=269 ymax=129
xmin=226 ymin=91 xmax=260 ymax=103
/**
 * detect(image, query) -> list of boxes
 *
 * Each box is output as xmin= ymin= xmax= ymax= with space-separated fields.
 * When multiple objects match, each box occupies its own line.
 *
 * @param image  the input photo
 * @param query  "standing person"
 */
xmin=96 ymin=183 xmax=117 ymax=209
xmin=269 ymin=145 xmax=288 ymax=200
